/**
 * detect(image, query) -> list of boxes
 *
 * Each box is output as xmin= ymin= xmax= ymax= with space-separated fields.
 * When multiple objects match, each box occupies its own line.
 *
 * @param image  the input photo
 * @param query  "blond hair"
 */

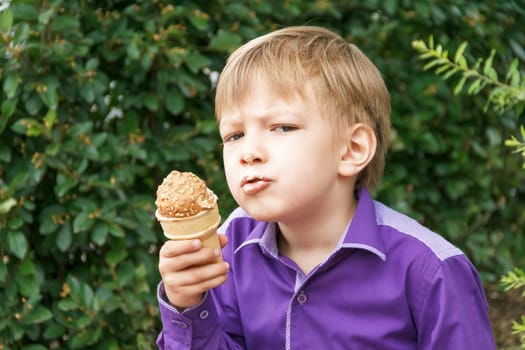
xmin=215 ymin=26 xmax=391 ymax=191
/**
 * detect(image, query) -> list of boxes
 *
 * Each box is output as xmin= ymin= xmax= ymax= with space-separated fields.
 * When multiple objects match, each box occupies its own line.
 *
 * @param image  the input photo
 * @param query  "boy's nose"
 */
xmin=241 ymin=152 xmax=262 ymax=164
xmin=240 ymin=132 xmax=266 ymax=165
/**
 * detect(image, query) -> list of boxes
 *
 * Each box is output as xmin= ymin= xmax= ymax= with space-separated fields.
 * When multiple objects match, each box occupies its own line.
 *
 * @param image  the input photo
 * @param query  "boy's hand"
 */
xmin=159 ymin=234 xmax=229 ymax=309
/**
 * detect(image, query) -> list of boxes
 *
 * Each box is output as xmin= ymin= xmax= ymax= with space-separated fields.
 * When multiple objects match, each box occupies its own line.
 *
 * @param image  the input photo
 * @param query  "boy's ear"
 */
xmin=338 ymin=123 xmax=376 ymax=177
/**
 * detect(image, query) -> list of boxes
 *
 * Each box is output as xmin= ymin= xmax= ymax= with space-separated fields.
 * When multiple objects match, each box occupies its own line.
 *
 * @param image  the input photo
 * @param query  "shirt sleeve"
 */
xmin=156 ymin=282 xmax=245 ymax=350
xmin=415 ymin=254 xmax=496 ymax=350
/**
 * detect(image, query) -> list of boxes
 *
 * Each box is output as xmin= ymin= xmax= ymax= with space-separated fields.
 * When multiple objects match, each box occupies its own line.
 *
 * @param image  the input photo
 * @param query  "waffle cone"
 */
xmin=156 ymin=206 xmax=222 ymax=259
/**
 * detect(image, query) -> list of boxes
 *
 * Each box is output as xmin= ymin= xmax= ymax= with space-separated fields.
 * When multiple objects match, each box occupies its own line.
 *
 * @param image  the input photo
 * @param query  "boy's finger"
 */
xmin=173 ymin=261 xmax=230 ymax=289
xmin=218 ymin=234 xmax=228 ymax=248
xmin=160 ymin=245 xmax=222 ymax=275
xmin=159 ymin=239 xmax=201 ymax=258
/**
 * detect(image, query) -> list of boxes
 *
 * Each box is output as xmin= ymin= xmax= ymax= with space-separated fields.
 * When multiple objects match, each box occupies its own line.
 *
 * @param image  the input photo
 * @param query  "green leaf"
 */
xmin=0 ymin=263 xmax=7 ymax=283
xmin=57 ymin=224 xmax=72 ymax=252
xmin=38 ymin=9 xmax=54 ymax=25
xmin=19 ymin=258 xmax=35 ymax=275
xmin=435 ymin=64 xmax=450 ymax=75
xmin=164 ymin=144 xmax=191 ymax=161
xmin=167 ymin=47 xmax=187 ymax=67
xmin=2 ymin=98 xmax=17 ymax=119
xmin=0 ymin=8 xmax=14 ymax=32
xmin=25 ymin=93 xmax=43 ymax=116
xmin=0 ymin=198 xmax=17 ymax=214
xmin=79 ymin=82 xmax=95 ymax=103
xmin=483 ymin=50 xmax=496 ymax=76
xmin=45 ymin=142 xmax=61 ymax=156
xmin=185 ymin=52 xmax=212 ymax=74
xmin=467 ymin=79 xmax=482 ymax=95
xmin=80 ymin=283 xmax=94 ymax=308
xmin=57 ymin=299 xmax=78 ymax=311
xmin=435 ymin=44 xmax=443 ymax=57
xmin=8 ymin=216 xmax=23 ymax=230
xmin=67 ymin=275 xmax=81 ymax=297
xmin=141 ymin=50 xmax=153 ymax=70
xmin=10 ymin=118 xmax=45 ymax=137
xmin=44 ymin=108 xmax=57 ymax=130
xmin=11 ymin=3 xmax=38 ymax=21
xmin=16 ymin=273 xmax=39 ymax=296
xmin=9 ymin=168 xmax=30 ymax=190
xmin=383 ymin=0 xmax=398 ymax=15
xmin=92 ymin=223 xmax=108 ymax=245
xmin=43 ymin=323 xmax=66 ymax=340
xmin=456 ymin=55 xmax=467 ymax=69
xmin=38 ymin=83 xmax=58 ymax=109
xmin=442 ymin=67 xmax=460 ymax=80
xmin=505 ymin=58 xmax=519 ymax=81
xmin=209 ymin=30 xmax=243 ymax=52
xmin=51 ymin=15 xmax=80 ymax=32
xmin=165 ymin=89 xmax=185 ymax=115
xmin=39 ymin=205 xmax=66 ymax=234
xmin=7 ymin=231 xmax=28 ymax=259
xmin=0 ymin=99 xmax=18 ymax=134
xmin=22 ymin=306 xmax=53 ymax=325
xmin=118 ymin=110 xmax=139 ymax=134
xmin=75 ymin=315 xmax=93 ymax=328
xmin=55 ymin=173 xmax=78 ymax=197
xmin=423 ymin=58 xmax=443 ymax=71
xmin=86 ymin=58 xmax=99 ymax=70
xmin=116 ymin=261 xmax=135 ymax=287
xmin=106 ymin=240 xmax=127 ymax=267
xmin=73 ymin=211 xmax=94 ymax=233
xmin=70 ymin=330 xmax=98 ymax=348
xmin=3 ymin=71 xmax=19 ymax=98
xmin=509 ymin=39 xmax=525 ymax=63
xmin=411 ymin=39 xmax=426 ymax=52
xmin=143 ymin=93 xmax=158 ymax=111
xmin=13 ymin=21 xmax=30 ymax=42
xmin=24 ymin=345 xmax=48 ymax=350
xmin=107 ymin=223 xmax=124 ymax=237
xmin=454 ymin=42 xmax=468 ymax=64
xmin=189 ymin=10 xmax=209 ymax=31
xmin=454 ymin=76 xmax=468 ymax=95
xmin=0 ymin=144 xmax=11 ymax=162
xmin=127 ymin=41 xmax=140 ymax=60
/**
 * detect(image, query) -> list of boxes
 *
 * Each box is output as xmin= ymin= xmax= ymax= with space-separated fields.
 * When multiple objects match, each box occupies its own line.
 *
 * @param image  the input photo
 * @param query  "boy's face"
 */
xmin=218 ymin=81 xmax=350 ymax=224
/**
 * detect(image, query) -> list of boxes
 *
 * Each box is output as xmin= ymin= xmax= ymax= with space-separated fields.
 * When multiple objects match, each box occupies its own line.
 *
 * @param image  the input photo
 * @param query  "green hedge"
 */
xmin=1 ymin=1 xmax=524 ymax=348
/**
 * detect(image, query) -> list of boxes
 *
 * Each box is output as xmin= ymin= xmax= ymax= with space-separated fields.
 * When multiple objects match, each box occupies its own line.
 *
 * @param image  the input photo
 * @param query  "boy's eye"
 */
xmin=273 ymin=125 xmax=297 ymax=132
xmin=223 ymin=132 xmax=244 ymax=143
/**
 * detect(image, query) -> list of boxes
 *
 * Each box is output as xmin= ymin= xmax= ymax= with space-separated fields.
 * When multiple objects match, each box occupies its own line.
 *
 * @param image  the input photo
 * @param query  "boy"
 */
xmin=157 ymin=26 xmax=495 ymax=349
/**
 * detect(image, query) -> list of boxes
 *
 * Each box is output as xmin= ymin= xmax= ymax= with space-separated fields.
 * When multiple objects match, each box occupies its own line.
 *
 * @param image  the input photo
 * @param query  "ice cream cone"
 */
xmin=155 ymin=170 xmax=222 ymax=260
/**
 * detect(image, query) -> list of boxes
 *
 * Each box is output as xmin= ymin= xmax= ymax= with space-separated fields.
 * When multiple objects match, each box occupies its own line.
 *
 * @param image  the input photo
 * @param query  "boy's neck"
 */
xmin=276 ymin=195 xmax=357 ymax=274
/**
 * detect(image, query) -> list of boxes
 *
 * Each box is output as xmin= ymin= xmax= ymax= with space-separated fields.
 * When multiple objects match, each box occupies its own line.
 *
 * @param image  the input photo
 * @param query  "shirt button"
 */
xmin=172 ymin=320 xmax=188 ymax=328
xmin=199 ymin=310 xmax=209 ymax=320
xmin=297 ymin=292 xmax=308 ymax=305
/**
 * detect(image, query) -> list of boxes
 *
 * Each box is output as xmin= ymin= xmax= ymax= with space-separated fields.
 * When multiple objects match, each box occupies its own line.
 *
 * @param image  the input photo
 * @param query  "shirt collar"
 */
xmin=234 ymin=188 xmax=386 ymax=261
xmin=339 ymin=188 xmax=386 ymax=261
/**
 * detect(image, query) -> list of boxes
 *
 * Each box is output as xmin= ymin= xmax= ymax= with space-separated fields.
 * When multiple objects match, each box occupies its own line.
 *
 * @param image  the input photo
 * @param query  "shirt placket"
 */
xmin=281 ymin=258 xmax=323 ymax=350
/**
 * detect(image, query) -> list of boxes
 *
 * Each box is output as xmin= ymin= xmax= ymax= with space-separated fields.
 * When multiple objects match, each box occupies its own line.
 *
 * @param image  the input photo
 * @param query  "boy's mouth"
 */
xmin=241 ymin=174 xmax=264 ymax=185
xmin=241 ymin=174 xmax=271 ymax=194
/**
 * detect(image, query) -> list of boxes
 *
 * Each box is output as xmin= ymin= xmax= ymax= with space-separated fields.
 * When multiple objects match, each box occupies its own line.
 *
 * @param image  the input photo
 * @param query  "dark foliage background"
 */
xmin=1 ymin=0 xmax=523 ymax=348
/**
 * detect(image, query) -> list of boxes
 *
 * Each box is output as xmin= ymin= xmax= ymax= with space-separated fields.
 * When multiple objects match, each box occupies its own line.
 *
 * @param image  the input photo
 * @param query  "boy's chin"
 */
xmin=245 ymin=211 xmax=274 ymax=222
xmin=241 ymin=205 xmax=278 ymax=222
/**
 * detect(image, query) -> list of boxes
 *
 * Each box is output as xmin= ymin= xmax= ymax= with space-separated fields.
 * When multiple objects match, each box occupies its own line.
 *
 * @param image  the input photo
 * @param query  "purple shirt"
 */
xmin=157 ymin=188 xmax=495 ymax=349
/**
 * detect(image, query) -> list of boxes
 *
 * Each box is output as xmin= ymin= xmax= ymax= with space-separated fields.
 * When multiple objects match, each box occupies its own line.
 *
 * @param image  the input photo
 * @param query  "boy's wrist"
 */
xmin=166 ymin=291 xmax=204 ymax=311
xmin=158 ymin=283 xmax=208 ymax=314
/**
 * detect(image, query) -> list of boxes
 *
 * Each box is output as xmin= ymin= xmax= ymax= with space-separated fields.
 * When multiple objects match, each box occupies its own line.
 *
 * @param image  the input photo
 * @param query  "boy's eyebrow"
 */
xmin=218 ymin=114 xmax=242 ymax=134
xmin=218 ymin=95 xmax=307 ymax=129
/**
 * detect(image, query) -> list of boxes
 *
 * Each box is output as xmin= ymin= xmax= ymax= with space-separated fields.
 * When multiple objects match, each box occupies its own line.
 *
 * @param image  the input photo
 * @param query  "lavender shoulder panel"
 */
xmin=373 ymin=201 xmax=464 ymax=261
